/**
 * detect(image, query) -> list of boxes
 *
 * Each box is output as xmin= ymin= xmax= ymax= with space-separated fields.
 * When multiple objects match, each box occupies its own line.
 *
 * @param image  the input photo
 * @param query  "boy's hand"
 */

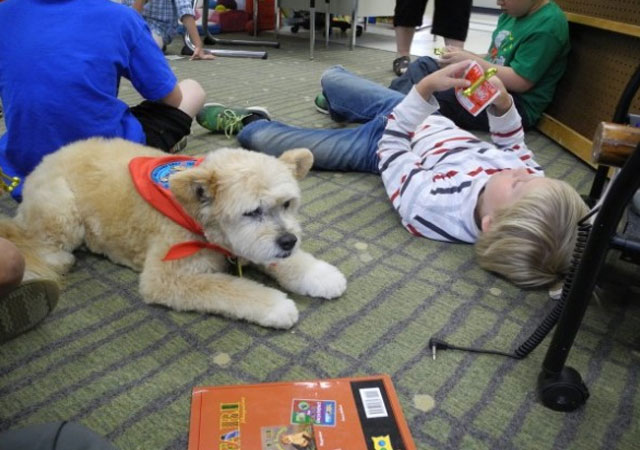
xmin=191 ymin=47 xmax=215 ymax=61
xmin=488 ymin=76 xmax=513 ymax=115
xmin=438 ymin=47 xmax=480 ymax=67
xmin=416 ymin=60 xmax=472 ymax=101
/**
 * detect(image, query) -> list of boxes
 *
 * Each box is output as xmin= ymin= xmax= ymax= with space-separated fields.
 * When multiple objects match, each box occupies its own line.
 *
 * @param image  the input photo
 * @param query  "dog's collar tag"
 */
xmin=227 ymin=256 xmax=243 ymax=277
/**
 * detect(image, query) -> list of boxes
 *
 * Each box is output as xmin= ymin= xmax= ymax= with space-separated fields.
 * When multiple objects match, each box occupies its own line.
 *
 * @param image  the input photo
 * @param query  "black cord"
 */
xmin=52 ymin=421 xmax=69 ymax=450
xmin=429 ymin=220 xmax=593 ymax=360
xmin=429 ymin=337 xmax=517 ymax=359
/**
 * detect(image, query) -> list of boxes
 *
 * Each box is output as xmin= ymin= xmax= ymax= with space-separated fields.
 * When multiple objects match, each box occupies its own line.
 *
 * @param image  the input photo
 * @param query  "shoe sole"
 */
xmin=245 ymin=106 xmax=271 ymax=121
xmin=314 ymin=103 xmax=329 ymax=115
xmin=0 ymin=280 xmax=59 ymax=343
xmin=169 ymin=136 xmax=188 ymax=154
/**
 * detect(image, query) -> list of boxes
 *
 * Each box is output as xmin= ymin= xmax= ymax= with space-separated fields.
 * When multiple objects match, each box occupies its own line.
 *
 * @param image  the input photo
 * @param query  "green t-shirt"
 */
xmin=484 ymin=1 xmax=569 ymax=125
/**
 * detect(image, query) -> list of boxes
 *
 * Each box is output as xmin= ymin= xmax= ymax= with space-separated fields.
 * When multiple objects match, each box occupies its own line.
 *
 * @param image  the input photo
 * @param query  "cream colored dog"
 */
xmin=2 ymin=138 xmax=347 ymax=329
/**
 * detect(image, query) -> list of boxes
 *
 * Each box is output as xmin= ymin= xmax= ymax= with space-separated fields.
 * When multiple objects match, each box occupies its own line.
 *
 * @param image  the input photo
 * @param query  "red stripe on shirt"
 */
xmin=467 ymin=167 xmax=483 ymax=177
xmin=491 ymin=126 xmax=523 ymax=138
xmin=433 ymin=136 xmax=472 ymax=148
xmin=406 ymin=224 xmax=424 ymax=237
xmin=433 ymin=170 xmax=458 ymax=181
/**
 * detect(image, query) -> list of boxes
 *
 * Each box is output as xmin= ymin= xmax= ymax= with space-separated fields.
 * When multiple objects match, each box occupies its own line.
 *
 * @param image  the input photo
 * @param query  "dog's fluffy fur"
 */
xmin=2 ymin=138 xmax=346 ymax=328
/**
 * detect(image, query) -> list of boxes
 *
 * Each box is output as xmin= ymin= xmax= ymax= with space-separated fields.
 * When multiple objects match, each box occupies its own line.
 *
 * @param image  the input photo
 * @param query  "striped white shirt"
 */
xmin=377 ymin=87 xmax=544 ymax=244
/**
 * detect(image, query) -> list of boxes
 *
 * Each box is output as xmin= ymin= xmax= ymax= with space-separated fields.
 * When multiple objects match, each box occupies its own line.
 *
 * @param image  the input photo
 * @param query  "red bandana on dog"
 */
xmin=129 ymin=155 xmax=233 ymax=261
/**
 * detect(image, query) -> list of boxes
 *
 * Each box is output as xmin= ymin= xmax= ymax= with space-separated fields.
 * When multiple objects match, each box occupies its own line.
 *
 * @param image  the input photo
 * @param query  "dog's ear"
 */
xmin=169 ymin=166 xmax=216 ymax=209
xmin=279 ymin=148 xmax=314 ymax=180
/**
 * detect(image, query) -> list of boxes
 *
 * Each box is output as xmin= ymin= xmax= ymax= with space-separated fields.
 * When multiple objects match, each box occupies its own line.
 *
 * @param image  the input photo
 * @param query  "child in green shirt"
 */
xmin=390 ymin=0 xmax=569 ymax=131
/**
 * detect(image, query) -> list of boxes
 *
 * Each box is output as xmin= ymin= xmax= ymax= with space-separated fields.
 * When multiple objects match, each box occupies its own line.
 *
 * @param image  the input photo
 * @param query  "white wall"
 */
xmin=473 ymin=0 xmax=500 ymax=10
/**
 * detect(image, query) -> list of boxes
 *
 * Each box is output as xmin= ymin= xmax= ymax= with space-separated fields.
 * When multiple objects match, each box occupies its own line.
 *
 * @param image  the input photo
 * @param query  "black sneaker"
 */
xmin=393 ymin=56 xmax=410 ymax=76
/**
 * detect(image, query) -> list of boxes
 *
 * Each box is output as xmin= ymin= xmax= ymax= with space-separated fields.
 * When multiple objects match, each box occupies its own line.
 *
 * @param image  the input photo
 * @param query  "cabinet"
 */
xmin=537 ymin=0 xmax=640 ymax=165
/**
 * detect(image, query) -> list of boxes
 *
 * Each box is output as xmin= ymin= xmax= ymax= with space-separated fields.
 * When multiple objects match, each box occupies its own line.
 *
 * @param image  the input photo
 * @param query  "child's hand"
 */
xmin=438 ymin=48 xmax=479 ymax=67
xmin=488 ymin=76 xmax=513 ymax=115
xmin=191 ymin=47 xmax=215 ymax=61
xmin=416 ymin=60 xmax=472 ymax=100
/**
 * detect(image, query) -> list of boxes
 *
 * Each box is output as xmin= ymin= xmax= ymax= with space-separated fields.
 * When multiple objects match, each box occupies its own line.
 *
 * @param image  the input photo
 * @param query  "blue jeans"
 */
xmin=237 ymin=66 xmax=405 ymax=174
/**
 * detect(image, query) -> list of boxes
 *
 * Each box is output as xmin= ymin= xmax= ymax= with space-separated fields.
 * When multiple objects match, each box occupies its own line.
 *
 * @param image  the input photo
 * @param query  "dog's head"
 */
xmin=168 ymin=148 xmax=313 ymax=264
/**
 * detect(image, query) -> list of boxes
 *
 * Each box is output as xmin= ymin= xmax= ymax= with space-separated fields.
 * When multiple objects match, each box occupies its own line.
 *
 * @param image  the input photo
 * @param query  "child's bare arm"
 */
xmin=132 ymin=0 xmax=148 ymax=13
xmin=180 ymin=15 xmax=215 ymax=61
xmin=438 ymin=50 xmax=534 ymax=93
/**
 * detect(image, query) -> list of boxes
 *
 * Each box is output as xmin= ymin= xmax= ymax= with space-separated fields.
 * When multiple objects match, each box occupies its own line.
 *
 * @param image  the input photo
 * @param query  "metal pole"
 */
xmin=349 ymin=0 xmax=358 ymax=50
xmin=309 ymin=0 xmax=316 ymax=60
xmin=325 ymin=0 xmax=330 ymax=48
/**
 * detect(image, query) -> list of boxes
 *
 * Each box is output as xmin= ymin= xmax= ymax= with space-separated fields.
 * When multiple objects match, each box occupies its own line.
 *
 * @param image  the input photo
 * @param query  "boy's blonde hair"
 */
xmin=475 ymin=179 xmax=589 ymax=288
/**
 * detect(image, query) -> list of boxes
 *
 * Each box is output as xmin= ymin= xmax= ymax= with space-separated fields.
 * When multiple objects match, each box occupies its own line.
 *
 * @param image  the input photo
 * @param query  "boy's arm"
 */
xmin=378 ymin=63 xmax=477 ymax=243
xmin=132 ymin=0 xmax=148 ymax=13
xmin=486 ymin=77 xmax=527 ymax=149
xmin=438 ymin=49 xmax=534 ymax=93
xmin=180 ymin=14 xmax=215 ymax=60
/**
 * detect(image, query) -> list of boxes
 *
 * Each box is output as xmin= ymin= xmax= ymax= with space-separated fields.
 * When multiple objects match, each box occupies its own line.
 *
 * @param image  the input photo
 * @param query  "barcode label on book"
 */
xmin=359 ymin=387 xmax=388 ymax=418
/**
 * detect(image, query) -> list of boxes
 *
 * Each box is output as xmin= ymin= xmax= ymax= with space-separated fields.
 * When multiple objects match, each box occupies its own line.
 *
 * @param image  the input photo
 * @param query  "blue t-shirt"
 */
xmin=0 ymin=0 xmax=177 ymax=200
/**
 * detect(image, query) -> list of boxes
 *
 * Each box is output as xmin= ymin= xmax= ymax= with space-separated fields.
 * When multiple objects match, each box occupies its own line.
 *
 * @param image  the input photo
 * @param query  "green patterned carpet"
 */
xmin=1 ymin=35 xmax=639 ymax=449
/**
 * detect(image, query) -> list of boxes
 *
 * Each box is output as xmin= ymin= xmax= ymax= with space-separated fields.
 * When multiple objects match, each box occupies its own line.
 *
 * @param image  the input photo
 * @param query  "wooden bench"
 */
xmin=536 ymin=0 xmax=640 ymax=167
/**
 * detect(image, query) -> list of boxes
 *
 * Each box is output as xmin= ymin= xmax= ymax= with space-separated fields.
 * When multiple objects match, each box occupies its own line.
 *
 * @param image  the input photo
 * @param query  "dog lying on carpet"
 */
xmin=1 ymin=138 xmax=347 ymax=329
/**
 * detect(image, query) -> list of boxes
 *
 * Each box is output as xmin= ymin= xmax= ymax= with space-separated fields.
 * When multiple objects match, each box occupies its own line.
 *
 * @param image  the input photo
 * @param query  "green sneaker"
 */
xmin=314 ymin=93 xmax=329 ymax=115
xmin=196 ymin=103 xmax=271 ymax=138
xmin=0 ymin=280 xmax=59 ymax=343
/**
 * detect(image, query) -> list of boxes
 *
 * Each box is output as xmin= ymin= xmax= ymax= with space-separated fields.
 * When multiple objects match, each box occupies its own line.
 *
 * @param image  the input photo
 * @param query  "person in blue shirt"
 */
xmin=0 ymin=0 xmax=208 ymax=202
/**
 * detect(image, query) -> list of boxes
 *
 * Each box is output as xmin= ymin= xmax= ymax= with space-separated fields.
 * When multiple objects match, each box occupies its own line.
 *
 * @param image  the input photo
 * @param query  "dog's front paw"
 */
xmin=258 ymin=296 xmax=299 ymax=329
xmin=296 ymin=260 xmax=347 ymax=299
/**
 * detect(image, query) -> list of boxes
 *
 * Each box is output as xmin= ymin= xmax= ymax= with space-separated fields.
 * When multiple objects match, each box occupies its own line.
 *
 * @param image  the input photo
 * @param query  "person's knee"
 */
xmin=177 ymin=79 xmax=206 ymax=117
xmin=180 ymin=79 xmax=206 ymax=104
xmin=321 ymin=65 xmax=347 ymax=87
xmin=0 ymin=421 xmax=117 ymax=450
xmin=413 ymin=56 xmax=439 ymax=72
xmin=0 ymin=238 xmax=25 ymax=292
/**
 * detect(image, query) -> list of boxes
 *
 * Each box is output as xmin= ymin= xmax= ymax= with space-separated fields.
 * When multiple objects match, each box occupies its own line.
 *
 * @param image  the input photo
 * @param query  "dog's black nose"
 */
xmin=277 ymin=233 xmax=297 ymax=251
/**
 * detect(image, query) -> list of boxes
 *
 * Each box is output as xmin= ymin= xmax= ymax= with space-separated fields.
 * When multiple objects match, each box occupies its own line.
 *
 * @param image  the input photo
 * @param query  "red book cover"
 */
xmin=188 ymin=374 xmax=416 ymax=450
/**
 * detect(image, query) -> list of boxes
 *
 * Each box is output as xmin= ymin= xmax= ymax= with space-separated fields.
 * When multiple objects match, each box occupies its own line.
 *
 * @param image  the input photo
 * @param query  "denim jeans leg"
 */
xmin=389 ymin=56 xmax=441 ymax=94
xmin=237 ymin=118 xmax=386 ymax=173
xmin=321 ymin=66 xmax=405 ymax=124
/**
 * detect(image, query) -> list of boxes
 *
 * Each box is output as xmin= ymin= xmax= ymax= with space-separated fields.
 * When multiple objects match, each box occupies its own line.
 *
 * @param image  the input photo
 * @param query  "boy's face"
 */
xmin=496 ymin=0 xmax=547 ymax=17
xmin=480 ymin=168 xmax=550 ymax=229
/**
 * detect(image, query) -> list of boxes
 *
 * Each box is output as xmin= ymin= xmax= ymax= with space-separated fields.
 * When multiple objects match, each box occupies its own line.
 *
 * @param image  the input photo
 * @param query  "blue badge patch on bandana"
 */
xmin=150 ymin=159 xmax=197 ymax=189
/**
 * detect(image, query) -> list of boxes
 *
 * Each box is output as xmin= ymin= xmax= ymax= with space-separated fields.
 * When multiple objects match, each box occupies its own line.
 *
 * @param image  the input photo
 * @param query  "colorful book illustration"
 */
xmin=188 ymin=374 xmax=416 ymax=449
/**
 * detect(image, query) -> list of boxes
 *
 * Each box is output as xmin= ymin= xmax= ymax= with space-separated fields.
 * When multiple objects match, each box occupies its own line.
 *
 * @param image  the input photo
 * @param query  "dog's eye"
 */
xmin=283 ymin=200 xmax=291 ymax=210
xmin=244 ymin=207 xmax=263 ymax=218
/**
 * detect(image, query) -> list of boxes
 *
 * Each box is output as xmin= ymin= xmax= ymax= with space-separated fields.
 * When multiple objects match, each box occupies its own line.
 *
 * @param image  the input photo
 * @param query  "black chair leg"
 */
xmin=538 ymin=142 xmax=640 ymax=412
